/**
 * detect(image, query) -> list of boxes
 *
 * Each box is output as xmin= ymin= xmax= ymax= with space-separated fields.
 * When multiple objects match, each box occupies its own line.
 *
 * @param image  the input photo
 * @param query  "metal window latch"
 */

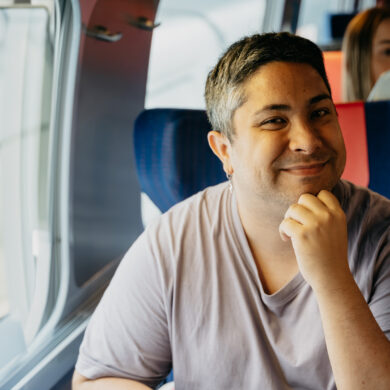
xmin=124 ymin=14 xmax=160 ymax=31
xmin=83 ymin=25 xmax=123 ymax=42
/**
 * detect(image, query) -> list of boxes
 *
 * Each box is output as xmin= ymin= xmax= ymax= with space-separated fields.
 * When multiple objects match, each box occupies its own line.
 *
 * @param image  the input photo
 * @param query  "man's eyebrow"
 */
xmin=309 ymin=93 xmax=332 ymax=105
xmin=378 ymin=39 xmax=390 ymax=44
xmin=253 ymin=94 xmax=331 ymax=116
xmin=254 ymin=104 xmax=291 ymax=115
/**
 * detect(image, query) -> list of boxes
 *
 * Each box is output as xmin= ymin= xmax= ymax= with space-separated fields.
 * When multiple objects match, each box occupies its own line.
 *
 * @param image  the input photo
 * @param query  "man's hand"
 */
xmin=279 ymin=190 xmax=390 ymax=390
xmin=279 ymin=189 xmax=350 ymax=289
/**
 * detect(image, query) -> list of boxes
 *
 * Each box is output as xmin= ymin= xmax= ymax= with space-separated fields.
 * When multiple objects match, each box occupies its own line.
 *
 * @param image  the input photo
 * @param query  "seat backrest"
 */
xmin=133 ymin=108 xmax=226 ymax=213
xmin=337 ymin=100 xmax=390 ymax=199
xmin=364 ymin=100 xmax=390 ymax=198
xmin=323 ymin=51 xmax=343 ymax=103
xmin=336 ymin=101 xmax=369 ymax=187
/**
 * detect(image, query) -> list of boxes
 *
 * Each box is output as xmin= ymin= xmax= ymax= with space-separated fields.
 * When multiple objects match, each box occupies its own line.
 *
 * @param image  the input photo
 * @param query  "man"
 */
xmin=73 ymin=33 xmax=390 ymax=389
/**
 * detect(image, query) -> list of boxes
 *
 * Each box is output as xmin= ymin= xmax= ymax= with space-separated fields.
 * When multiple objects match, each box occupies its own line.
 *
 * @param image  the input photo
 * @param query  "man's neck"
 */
xmin=235 ymin=191 xmax=299 ymax=294
xmin=238 ymin=201 xmax=293 ymax=257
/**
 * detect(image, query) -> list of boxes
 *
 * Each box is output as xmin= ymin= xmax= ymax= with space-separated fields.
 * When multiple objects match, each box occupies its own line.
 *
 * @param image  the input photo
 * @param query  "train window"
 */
xmin=0 ymin=164 xmax=7 ymax=319
xmin=0 ymin=1 xmax=54 ymax=373
xmin=145 ymin=0 xmax=266 ymax=109
xmin=0 ymin=196 xmax=7 ymax=320
xmin=297 ymin=0 xmax=376 ymax=46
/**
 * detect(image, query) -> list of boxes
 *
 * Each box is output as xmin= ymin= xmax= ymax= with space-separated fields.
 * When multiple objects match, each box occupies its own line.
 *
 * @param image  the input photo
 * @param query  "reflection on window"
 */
xmin=0 ymin=164 xmax=7 ymax=319
xmin=0 ymin=4 xmax=53 ymax=369
xmin=0 ymin=231 xmax=8 ymax=319
xmin=146 ymin=0 xmax=266 ymax=109
xmin=296 ymin=0 xmax=376 ymax=45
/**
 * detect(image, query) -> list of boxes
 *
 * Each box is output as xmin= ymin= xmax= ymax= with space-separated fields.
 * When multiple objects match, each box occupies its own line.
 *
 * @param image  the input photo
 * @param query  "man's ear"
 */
xmin=207 ymin=131 xmax=233 ymax=174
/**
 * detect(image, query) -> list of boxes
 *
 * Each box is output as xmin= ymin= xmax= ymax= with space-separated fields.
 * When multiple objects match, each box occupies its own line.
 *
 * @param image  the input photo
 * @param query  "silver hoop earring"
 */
xmin=226 ymin=172 xmax=233 ymax=193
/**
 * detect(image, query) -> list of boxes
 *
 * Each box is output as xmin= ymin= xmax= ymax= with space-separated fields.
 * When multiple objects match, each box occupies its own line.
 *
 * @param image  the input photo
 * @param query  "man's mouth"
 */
xmin=280 ymin=161 xmax=328 ymax=176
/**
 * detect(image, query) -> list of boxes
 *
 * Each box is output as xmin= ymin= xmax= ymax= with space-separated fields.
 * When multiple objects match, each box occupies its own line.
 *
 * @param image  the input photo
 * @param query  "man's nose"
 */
xmin=288 ymin=121 xmax=323 ymax=154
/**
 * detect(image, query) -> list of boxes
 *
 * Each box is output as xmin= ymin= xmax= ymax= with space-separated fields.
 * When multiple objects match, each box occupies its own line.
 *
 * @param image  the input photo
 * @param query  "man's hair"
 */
xmin=205 ymin=32 xmax=331 ymax=141
xmin=342 ymin=7 xmax=390 ymax=101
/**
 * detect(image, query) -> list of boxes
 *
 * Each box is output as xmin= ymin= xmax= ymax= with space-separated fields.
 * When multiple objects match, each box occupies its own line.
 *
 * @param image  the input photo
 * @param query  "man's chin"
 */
xmin=283 ymin=179 xmax=339 ymax=203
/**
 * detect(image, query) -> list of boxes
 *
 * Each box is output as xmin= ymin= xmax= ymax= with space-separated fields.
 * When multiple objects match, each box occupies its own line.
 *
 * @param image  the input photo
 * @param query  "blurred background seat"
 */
xmin=365 ymin=100 xmax=390 ymax=198
xmin=133 ymin=108 xmax=226 ymax=223
xmin=337 ymin=99 xmax=390 ymax=199
xmin=323 ymin=50 xmax=343 ymax=103
xmin=336 ymin=101 xmax=369 ymax=186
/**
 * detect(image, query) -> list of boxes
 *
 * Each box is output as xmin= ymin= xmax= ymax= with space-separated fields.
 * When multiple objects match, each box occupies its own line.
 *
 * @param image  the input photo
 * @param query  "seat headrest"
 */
xmin=134 ymin=109 xmax=226 ymax=213
xmin=365 ymin=100 xmax=390 ymax=198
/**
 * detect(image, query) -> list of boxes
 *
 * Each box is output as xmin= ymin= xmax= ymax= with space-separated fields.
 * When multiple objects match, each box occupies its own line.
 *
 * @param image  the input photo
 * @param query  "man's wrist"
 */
xmin=309 ymin=263 xmax=356 ymax=297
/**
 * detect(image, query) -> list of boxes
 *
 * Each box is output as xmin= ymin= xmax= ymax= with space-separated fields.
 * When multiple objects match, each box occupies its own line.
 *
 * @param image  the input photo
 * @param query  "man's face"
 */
xmin=228 ymin=61 xmax=346 ymax=210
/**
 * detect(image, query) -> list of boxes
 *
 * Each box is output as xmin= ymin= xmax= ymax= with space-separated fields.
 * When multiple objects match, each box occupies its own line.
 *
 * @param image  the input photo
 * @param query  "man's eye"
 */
xmin=260 ymin=117 xmax=285 ymax=126
xmin=383 ymin=48 xmax=390 ymax=56
xmin=311 ymin=108 xmax=329 ymax=119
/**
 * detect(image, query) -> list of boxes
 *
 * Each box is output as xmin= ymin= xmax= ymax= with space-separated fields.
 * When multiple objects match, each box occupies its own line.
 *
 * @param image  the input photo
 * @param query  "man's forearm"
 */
xmin=280 ymin=191 xmax=390 ymax=388
xmin=314 ymin=272 xmax=390 ymax=390
xmin=72 ymin=371 xmax=152 ymax=390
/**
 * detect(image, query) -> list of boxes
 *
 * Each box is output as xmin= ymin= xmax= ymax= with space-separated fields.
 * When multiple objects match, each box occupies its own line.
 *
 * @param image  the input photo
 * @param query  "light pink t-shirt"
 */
xmin=76 ymin=180 xmax=390 ymax=389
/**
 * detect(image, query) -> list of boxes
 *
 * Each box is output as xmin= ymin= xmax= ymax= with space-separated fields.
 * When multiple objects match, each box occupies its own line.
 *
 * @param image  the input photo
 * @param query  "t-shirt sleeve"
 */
xmin=369 ymin=230 xmax=390 ymax=340
xmin=75 ymin=229 xmax=172 ymax=388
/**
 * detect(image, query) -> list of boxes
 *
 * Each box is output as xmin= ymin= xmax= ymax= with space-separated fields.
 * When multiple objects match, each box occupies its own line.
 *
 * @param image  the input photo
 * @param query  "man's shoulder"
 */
xmin=147 ymin=181 xmax=230 ymax=231
xmin=134 ymin=181 xmax=231 ymax=270
xmin=339 ymin=180 xmax=390 ymax=210
xmin=338 ymin=179 xmax=390 ymax=232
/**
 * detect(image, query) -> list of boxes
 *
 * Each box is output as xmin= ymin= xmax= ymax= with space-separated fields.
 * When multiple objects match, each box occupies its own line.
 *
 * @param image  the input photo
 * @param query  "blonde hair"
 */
xmin=342 ymin=7 xmax=390 ymax=101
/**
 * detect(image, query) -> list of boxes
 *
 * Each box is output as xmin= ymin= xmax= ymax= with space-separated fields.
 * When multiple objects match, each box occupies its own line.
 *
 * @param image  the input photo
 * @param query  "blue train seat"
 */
xmin=365 ymin=100 xmax=390 ymax=199
xmin=133 ymin=108 xmax=226 ymax=214
xmin=336 ymin=100 xmax=390 ymax=199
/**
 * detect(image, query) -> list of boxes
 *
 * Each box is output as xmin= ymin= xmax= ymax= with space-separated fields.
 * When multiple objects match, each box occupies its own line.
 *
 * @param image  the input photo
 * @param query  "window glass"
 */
xmin=297 ymin=0 xmax=376 ymax=45
xmin=0 ymin=184 xmax=7 ymax=319
xmin=0 ymin=4 xmax=53 ymax=368
xmin=145 ymin=0 xmax=266 ymax=109
xmin=0 ymin=159 xmax=6 ymax=319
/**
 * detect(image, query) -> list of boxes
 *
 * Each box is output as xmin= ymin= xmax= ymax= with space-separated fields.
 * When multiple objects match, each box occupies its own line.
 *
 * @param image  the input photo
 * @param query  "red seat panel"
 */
xmin=336 ymin=102 xmax=369 ymax=186
xmin=324 ymin=51 xmax=343 ymax=103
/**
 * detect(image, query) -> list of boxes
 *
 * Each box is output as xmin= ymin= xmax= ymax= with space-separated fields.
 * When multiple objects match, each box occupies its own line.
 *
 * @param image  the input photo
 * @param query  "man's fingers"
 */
xmin=281 ymin=191 xmax=345 ymax=244
xmin=284 ymin=203 xmax=312 ymax=225
xmin=280 ymin=231 xmax=290 ymax=242
xmin=279 ymin=217 xmax=301 ymax=241
xmin=298 ymin=193 xmax=328 ymax=212
xmin=297 ymin=190 xmax=342 ymax=215
xmin=317 ymin=189 xmax=341 ymax=210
